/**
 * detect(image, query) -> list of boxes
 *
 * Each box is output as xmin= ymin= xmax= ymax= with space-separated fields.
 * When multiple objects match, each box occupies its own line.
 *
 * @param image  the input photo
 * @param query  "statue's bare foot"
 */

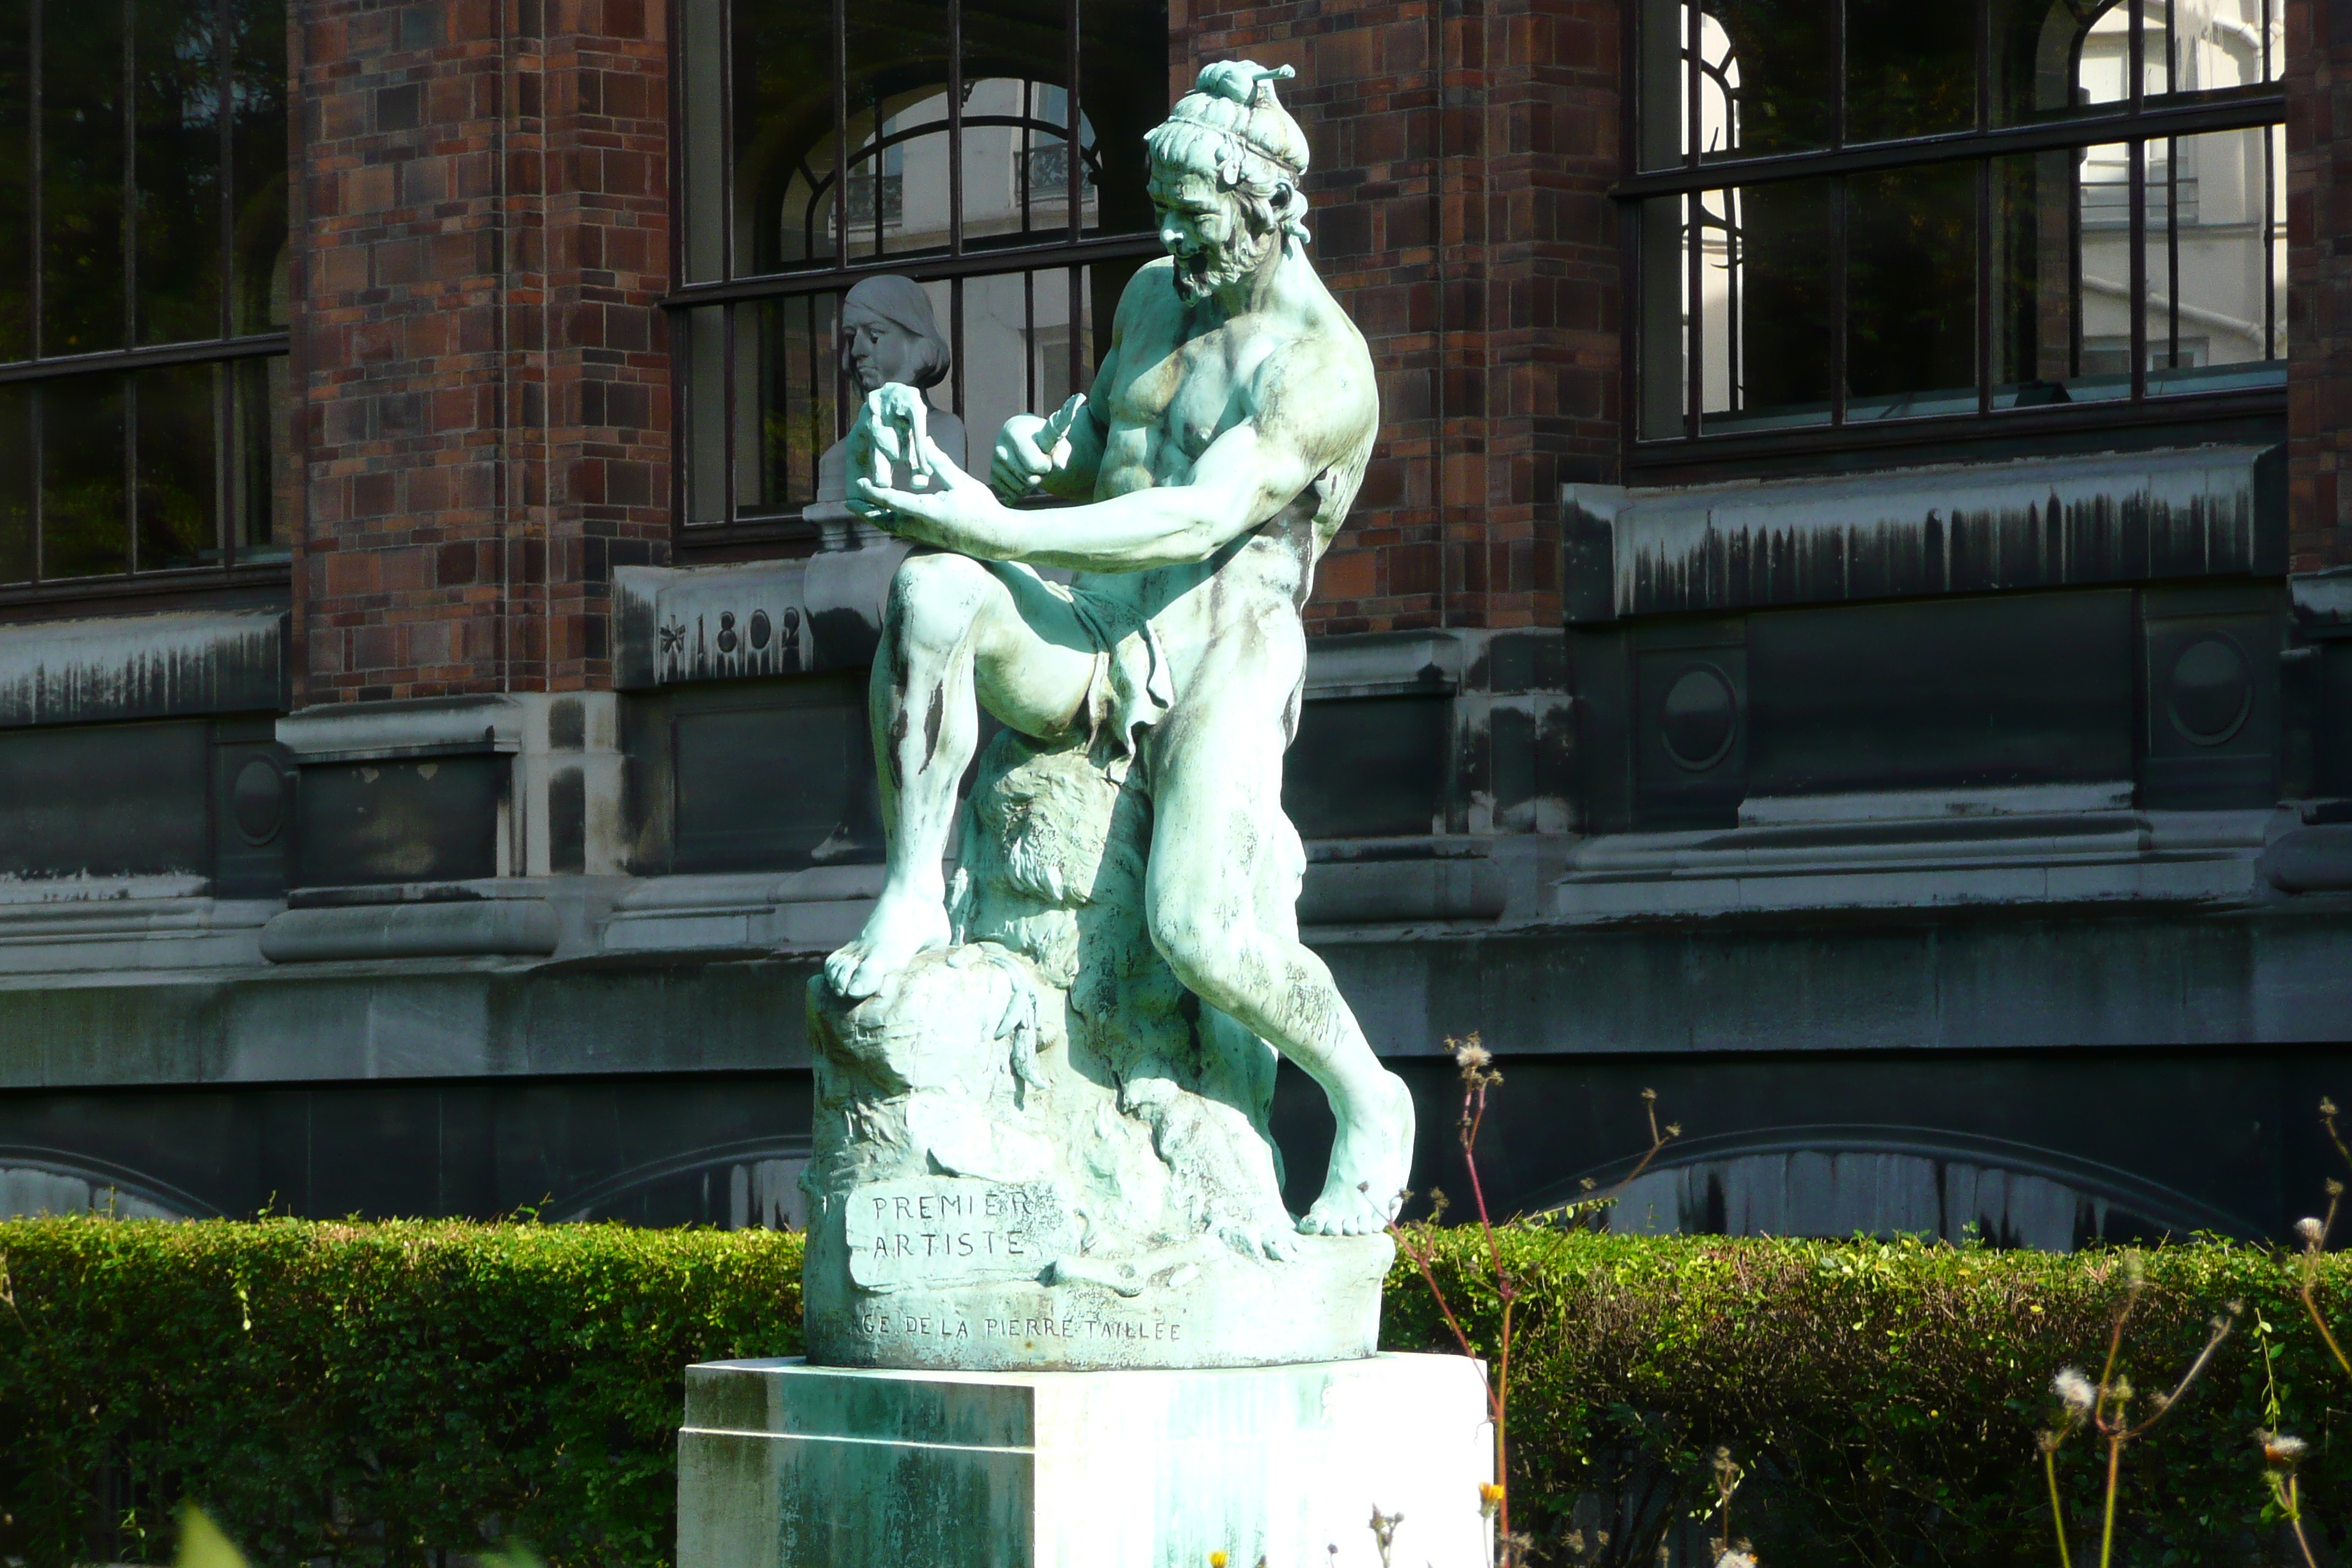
xmin=1216 ymin=1213 xmax=1302 ymax=1263
xmin=1299 ymin=1072 xmax=1417 ymax=1236
xmin=822 ymin=892 xmax=952 ymax=1000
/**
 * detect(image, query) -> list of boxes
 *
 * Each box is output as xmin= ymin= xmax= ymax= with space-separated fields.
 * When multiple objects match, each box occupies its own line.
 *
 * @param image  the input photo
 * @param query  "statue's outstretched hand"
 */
xmin=854 ymin=425 xmax=1010 ymax=555
xmin=990 ymin=394 xmax=1087 ymax=500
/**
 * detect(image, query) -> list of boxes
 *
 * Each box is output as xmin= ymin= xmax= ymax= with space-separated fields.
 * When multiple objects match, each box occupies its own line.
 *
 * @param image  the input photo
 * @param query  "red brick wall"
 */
xmin=295 ymin=0 xmax=669 ymax=705
xmin=2290 ymin=0 xmax=2352 ymax=571
xmin=1179 ymin=0 xmax=1622 ymax=633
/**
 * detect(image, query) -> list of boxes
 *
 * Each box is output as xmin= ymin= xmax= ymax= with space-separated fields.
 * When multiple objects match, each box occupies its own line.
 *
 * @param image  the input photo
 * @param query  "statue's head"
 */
xmin=840 ymin=275 xmax=951 ymax=394
xmin=1143 ymin=61 xmax=1311 ymax=301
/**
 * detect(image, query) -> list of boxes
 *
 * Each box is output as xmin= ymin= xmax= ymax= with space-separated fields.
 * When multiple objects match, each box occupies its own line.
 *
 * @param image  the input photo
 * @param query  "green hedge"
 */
xmin=0 ymin=1219 xmax=805 ymax=1567
xmin=1 ymin=1217 xmax=2346 ymax=1567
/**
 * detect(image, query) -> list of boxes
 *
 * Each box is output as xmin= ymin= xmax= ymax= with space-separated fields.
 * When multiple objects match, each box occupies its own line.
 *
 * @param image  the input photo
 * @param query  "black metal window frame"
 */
xmin=662 ymin=0 xmax=1164 ymax=551
xmin=0 ymin=0 xmax=291 ymax=602
xmin=1616 ymin=0 xmax=2289 ymax=472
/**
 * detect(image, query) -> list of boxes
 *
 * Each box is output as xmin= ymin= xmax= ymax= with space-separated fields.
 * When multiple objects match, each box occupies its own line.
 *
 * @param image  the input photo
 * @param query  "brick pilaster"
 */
xmin=1181 ymin=0 xmax=1621 ymax=634
xmin=294 ymin=0 xmax=668 ymax=704
xmin=2290 ymin=0 xmax=2352 ymax=570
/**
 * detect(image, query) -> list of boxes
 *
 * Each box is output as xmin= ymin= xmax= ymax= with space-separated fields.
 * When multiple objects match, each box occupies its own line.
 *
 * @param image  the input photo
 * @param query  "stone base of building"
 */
xmin=674 ymin=1353 xmax=1493 ymax=1568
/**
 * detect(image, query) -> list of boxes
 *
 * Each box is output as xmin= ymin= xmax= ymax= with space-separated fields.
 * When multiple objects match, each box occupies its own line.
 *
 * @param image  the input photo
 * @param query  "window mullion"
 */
xmin=1683 ymin=0 xmax=1697 ymax=168
xmin=2166 ymin=134 xmax=2179 ymax=372
xmin=2130 ymin=0 xmax=2144 ymax=113
xmin=1975 ymin=0 xmax=1990 ymax=133
xmin=721 ymin=302 xmax=736 ymax=523
xmin=2129 ymin=139 xmax=2146 ymax=400
xmin=29 ymin=0 xmax=39 ymax=361
xmin=29 ymin=382 xmax=39 ymax=583
xmin=216 ymin=0 xmax=230 ymax=340
xmin=1065 ymin=0 xmax=1082 ymax=394
xmin=946 ymin=0 xmax=960 ymax=257
xmin=1830 ymin=177 xmax=1847 ymax=426
xmin=1833 ymin=0 xmax=1847 ymax=149
xmin=121 ymin=0 xmax=133 ymax=352
xmin=125 ymin=368 xmax=137 ymax=573
xmin=1685 ymin=192 xmax=1700 ymax=437
xmin=1976 ymin=157 xmax=1991 ymax=415
xmin=829 ymin=0 xmax=845 ymax=282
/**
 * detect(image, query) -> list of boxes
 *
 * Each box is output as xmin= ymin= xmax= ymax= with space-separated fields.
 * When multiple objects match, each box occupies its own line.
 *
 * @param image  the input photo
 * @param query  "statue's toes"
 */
xmin=842 ymin=957 xmax=889 ymax=1000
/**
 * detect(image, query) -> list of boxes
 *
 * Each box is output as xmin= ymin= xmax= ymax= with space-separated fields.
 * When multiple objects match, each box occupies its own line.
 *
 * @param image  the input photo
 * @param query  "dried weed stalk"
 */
xmin=2039 ymin=1252 xmax=2239 ymax=1568
xmin=1389 ymin=1035 xmax=1681 ymax=1567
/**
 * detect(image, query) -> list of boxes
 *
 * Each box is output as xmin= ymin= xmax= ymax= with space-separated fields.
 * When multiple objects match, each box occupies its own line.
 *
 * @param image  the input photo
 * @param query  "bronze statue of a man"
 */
xmin=823 ymin=61 xmax=1414 ymax=1238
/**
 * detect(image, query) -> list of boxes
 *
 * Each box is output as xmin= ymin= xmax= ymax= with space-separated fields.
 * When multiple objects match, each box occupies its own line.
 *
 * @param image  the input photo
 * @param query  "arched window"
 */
xmin=671 ymin=0 xmax=1166 ymax=536
xmin=1631 ymin=0 xmax=2284 ymax=453
xmin=0 ymin=0 xmax=291 ymax=596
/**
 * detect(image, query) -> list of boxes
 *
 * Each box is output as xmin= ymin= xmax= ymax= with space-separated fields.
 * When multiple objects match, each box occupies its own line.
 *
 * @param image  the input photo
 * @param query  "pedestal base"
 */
xmin=676 ymin=1353 xmax=1493 ymax=1568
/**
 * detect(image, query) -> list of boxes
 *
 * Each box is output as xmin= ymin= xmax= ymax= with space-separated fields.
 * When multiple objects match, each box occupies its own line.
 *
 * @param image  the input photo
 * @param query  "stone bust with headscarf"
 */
xmin=824 ymin=60 xmax=1414 ymax=1244
xmin=813 ymin=275 xmax=967 ymax=505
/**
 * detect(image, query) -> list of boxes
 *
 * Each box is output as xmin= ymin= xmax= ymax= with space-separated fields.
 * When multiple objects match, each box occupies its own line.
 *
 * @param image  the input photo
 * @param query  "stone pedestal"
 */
xmin=676 ymin=1353 xmax=1493 ymax=1568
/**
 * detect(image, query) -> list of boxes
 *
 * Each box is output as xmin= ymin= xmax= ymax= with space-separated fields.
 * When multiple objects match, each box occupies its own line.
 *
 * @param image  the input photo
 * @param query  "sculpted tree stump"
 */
xmin=802 ymin=730 xmax=1391 ymax=1370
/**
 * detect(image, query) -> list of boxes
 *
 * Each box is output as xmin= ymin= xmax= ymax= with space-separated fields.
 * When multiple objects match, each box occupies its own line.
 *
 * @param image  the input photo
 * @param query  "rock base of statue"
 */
xmin=801 ymin=727 xmax=1392 ymax=1372
xmin=676 ymin=1354 xmax=1493 ymax=1568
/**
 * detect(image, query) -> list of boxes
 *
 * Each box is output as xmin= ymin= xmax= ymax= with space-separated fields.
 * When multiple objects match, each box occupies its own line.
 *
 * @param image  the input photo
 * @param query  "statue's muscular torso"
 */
xmin=1071 ymin=254 xmax=1377 ymax=712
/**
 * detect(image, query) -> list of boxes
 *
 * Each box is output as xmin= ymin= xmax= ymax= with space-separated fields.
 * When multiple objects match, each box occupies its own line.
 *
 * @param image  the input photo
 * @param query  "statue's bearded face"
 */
xmin=1148 ymin=165 xmax=1275 ymax=301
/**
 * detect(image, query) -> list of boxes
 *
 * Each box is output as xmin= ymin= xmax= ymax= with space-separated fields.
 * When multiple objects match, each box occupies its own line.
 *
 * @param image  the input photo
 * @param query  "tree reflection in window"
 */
xmin=1635 ymin=0 xmax=2283 ymax=441
xmin=0 ymin=0 xmax=290 ymax=587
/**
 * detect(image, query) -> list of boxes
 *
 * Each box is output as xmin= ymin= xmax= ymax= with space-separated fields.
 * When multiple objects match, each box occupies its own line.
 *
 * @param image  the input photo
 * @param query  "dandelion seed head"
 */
xmin=2053 ymin=1368 xmax=2096 ymax=1414
xmin=2258 ymin=1430 xmax=2310 ymax=1468
xmin=2298 ymin=1216 xmax=2326 ymax=1248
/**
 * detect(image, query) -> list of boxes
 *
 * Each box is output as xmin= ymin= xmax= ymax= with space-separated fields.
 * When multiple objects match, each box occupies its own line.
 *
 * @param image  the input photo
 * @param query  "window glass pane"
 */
xmin=1698 ymin=0 xmax=1833 ymax=162
xmin=2080 ymin=4 xmax=2132 ymax=108
xmin=2144 ymin=127 xmax=2284 ymax=394
xmin=2146 ymin=0 xmax=2281 ymax=103
xmin=135 ymin=360 xmax=214 ymax=568
xmin=1079 ymin=0 xmax=1160 ymax=238
xmin=1638 ymin=0 xmax=1686 ymax=169
xmin=2070 ymin=140 xmax=2137 ymax=399
xmin=1847 ymin=0 xmax=1974 ymax=142
xmin=233 ymin=352 xmax=290 ymax=557
xmin=42 ymin=373 xmax=127 ymax=576
xmin=1993 ymin=0 xmax=2123 ymax=127
xmin=957 ymin=74 xmax=1073 ymax=249
xmin=0 ymin=385 xmax=30 ymax=582
xmin=843 ymin=2 xmax=952 ymax=262
xmin=44 ymin=0 xmax=127 ymax=355
xmin=682 ymin=305 xmax=728 ymax=524
xmin=957 ymin=272 xmax=1019 ymax=468
xmin=229 ymin=0 xmax=285 ymax=332
xmin=1847 ymin=163 xmax=1978 ymax=418
xmin=964 ymin=2 xmax=1071 ymax=249
xmin=0 ymin=0 xmax=31 ymax=361
xmin=135 ymin=0 xmax=222 ymax=346
xmin=1703 ymin=178 xmax=1833 ymax=431
xmin=736 ymin=292 xmax=843 ymax=515
xmin=1991 ymin=142 xmax=2133 ymax=404
xmin=1637 ymin=195 xmax=1687 ymax=437
xmin=728 ymin=0 xmax=832 ymax=276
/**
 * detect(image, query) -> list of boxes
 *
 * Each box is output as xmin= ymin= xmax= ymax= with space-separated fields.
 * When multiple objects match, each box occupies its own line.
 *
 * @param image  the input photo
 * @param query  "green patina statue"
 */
xmin=800 ymin=60 xmax=1416 ymax=1371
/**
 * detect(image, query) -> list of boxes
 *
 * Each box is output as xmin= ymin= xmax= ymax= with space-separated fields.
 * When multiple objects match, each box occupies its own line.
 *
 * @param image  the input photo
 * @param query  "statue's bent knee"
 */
xmin=883 ymin=551 xmax=989 ymax=652
xmin=1145 ymin=902 xmax=1249 ymax=1010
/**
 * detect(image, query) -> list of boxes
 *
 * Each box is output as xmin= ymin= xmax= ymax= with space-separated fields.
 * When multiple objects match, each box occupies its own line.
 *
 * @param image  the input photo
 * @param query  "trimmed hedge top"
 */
xmin=0 ymin=1217 xmax=2345 ymax=1567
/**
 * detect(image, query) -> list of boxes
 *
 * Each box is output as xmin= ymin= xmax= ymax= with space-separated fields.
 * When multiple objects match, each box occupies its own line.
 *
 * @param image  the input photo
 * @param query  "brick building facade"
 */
xmin=0 ymin=0 xmax=2344 ymax=1244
